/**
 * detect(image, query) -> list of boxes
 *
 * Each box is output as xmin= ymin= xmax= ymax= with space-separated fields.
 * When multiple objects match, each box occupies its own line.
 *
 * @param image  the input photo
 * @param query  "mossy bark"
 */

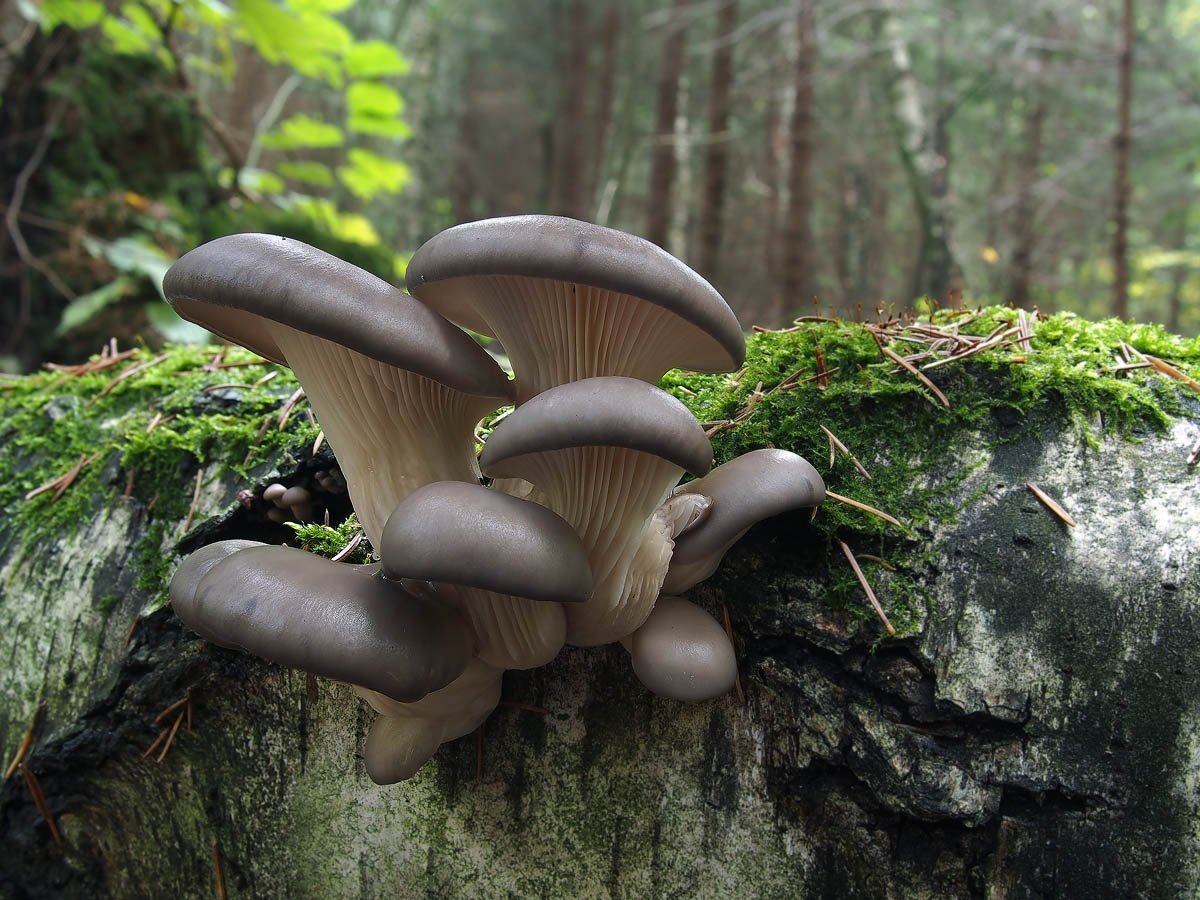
xmin=1 ymin=317 xmax=1199 ymax=899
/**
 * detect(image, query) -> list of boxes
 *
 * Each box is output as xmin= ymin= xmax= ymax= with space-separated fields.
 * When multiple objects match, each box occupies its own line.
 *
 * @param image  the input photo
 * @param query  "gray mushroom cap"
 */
xmin=479 ymin=376 xmax=713 ymax=479
xmin=405 ymin=215 xmax=745 ymax=373
xmin=629 ymin=596 xmax=737 ymax=701
xmin=379 ymin=481 xmax=593 ymax=603
xmin=164 ymin=232 xmax=512 ymax=402
xmin=661 ymin=448 xmax=825 ymax=595
xmin=171 ymin=542 xmax=474 ymax=703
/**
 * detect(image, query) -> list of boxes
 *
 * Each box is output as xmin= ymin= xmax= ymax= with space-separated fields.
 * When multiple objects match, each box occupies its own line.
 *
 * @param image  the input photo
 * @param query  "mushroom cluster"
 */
xmin=165 ymin=216 xmax=825 ymax=784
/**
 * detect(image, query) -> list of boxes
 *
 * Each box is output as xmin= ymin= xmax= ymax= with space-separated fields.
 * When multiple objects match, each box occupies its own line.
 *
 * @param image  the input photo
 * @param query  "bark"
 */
xmin=696 ymin=0 xmax=737 ymax=283
xmin=552 ymin=0 xmax=590 ymax=219
xmin=3 ymin=334 xmax=1200 ymax=899
xmin=644 ymin=0 xmax=690 ymax=248
xmin=780 ymin=0 xmax=816 ymax=314
xmin=1112 ymin=0 xmax=1134 ymax=319
xmin=1010 ymin=89 xmax=1045 ymax=307
xmin=587 ymin=0 xmax=622 ymax=214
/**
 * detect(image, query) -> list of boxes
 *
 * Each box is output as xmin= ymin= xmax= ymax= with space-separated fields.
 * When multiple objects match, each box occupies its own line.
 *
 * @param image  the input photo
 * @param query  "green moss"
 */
xmin=662 ymin=309 xmax=1199 ymax=634
xmin=0 ymin=344 xmax=317 ymax=608
xmin=285 ymin=515 xmax=374 ymax=563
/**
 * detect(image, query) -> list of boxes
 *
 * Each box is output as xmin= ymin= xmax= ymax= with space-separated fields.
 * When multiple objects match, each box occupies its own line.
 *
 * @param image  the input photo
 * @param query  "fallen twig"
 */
xmin=825 ymin=490 xmax=903 ymax=528
xmin=1026 ymin=482 xmax=1077 ymax=527
xmin=4 ymin=703 xmax=45 ymax=779
xmin=839 ymin=541 xmax=896 ymax=636
xmin=18 ymin=764 xmax=63 ymax=846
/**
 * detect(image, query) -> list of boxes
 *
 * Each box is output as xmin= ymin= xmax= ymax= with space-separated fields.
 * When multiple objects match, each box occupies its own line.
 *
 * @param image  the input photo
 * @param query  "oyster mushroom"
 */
xmin=406 ymin=215 xmax=745 ymax=402
xmin=480 ymin=376 xmax=712 ymax=646
xmin=628 ymin=596 xmax=738 ymax=701
xmin=170 ymin=541 xmax=474 ymax=703
xmin=380 ymin=481 xmax=593 ymax=669
xmin=164 ymin=233 xmax=514 ymax=545
xmin=661 ymin=448 xmax=826 ymax=595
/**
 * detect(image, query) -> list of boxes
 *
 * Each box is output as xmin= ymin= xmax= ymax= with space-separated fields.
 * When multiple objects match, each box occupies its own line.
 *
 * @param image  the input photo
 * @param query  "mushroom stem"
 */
xmin=272 ymin=328 xmax=499 ymax=545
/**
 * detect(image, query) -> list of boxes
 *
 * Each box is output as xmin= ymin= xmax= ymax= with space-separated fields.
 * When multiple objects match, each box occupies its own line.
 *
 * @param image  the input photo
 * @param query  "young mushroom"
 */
xmin=406 ymin=215 xmax=745 ymax=402
xmin=660 ymin=448 xmax=826 ymax=595
xmin=170 ymin=541 xmax=474 ymax=703
xmin=379 ymin=481 xmax=593 ymax=670
xmin=628 ymin=596 xmax=738 ymax=701
xmin=480 ymin=376 xmax=713 ymax=646
xmin=164 ymin=233 xmax=514 ymax=545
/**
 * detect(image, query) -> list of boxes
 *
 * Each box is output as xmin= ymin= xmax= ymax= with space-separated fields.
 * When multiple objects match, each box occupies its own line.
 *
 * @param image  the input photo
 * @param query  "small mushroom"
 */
xmin=170 ymin=541 xmax=474 ymax=703
xmin=406 ymin=215 xmax=745 ymax=402
xmin=480 ymin=376 xmax=712 ymax=646
xmin=380 ymin=481 xmax=592 ymax=669
xmin=661 ymin=448 xmax=825 ymax=595
xmin=164 ymin=233 xmax=514 ymax=545
xmin=358 ymin=658 xmax=503 ymax=784
xmin=628 ymin=596 xmax=738 ymax=701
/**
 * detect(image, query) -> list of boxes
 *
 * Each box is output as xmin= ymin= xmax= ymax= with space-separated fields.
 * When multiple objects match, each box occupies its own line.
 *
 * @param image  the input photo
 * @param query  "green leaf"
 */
xmin=101 ymin=17 xmax=155 ymax=54
xmin=56 ymin=277 xmax=135 ymax=335
xmin=288 ymin=196 xmax=381 ymax=245
xmin=83 ymin=236 xmax=174 ymax=299
xmin=347 ymin=115 xmax=411 ymax=140
xmin=238 ymin=167 xmax=286 ymax=195
xmin=337 ymin=148 xmax=410 ymax=200
xmin=344 ymin=41 xmax=410 ymax=78
xmin=287 ymin=0 xmax=354 ymax=12
xmin=276 ymin=160 xmax=335 ymax=186
xmin=261 ymin=114 xmax=344 ymax=150
xmin=346 ymin=81 xmax=404 ymax=119
xmin=41 ymin=0 xmax=105 ymax=30
xmin=233 ymin=0 xmax=350 ymax=84
xmin=146 ymin=302 xmax=214 ymax=344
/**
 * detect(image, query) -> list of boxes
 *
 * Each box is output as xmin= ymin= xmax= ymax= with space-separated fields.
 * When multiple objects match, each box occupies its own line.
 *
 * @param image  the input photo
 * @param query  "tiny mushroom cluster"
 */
xmin=166 ymin=216 xmax=825 ymax=784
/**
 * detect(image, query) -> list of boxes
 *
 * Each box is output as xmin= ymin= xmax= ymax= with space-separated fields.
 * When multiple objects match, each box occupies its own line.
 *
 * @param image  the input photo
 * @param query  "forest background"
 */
xmin=0 ymin=0 xmax=1196 ymax=374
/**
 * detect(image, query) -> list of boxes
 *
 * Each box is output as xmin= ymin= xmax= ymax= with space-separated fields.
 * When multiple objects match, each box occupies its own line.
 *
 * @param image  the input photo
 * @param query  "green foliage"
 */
xmin=285 ymin=515 xmax=373 ymax=563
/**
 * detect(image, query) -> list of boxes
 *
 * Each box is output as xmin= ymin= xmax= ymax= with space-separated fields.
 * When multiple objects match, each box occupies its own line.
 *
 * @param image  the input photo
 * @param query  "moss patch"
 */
xmin=0 ymin=345 xmax=317 ymax=607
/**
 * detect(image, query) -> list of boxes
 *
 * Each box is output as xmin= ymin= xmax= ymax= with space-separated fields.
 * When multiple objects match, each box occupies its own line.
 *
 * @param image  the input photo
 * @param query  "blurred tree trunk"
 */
xmin=763 ymin=86 xmax=785 ymax=324
xmin=1112 ymin=0 xmax=1134 ymax=318
xmin=588 ymin=0 xmax=622 ymax=216
xmin=552 ymin=0 xmax=590 ymax=219
xmin=644 ymin=0 xmax=691 ymax=248
xmin=878 ymin=3 xmax=961 ymax=304
xmin=696 ymin=0 xmax=737 ymax=282
xmin=452 ymin=61 xmax=479 ymax=224
xmin=1165 ymin=159 xmax=1194 ymax=333
xmin=1010 ymin=82 xmax=1045 ymax=308
xmin=780 ymin=0 xmax=816 ymax=315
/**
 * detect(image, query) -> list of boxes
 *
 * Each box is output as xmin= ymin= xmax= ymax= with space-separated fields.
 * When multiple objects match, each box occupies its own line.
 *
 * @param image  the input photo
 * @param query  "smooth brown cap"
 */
xmin=662 ymin=448 xmax=825 ymax=594
xmin=479 ymin=376 xmax=713 ymax=479
xmin=406 ymin=215 xmax=745 ymax=372
xmin=379 ymin=481 xmax=593 ymax=602
xmin=630 ymin=596 xmax=737 ymax=701
xmin=171 ymin=543 xmax=474 ymax=702
xmin=164 ymin=233 xmax=513 ymax=401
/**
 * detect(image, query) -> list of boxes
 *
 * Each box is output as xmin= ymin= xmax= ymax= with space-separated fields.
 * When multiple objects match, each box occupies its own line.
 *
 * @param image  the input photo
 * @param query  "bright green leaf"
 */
xmin=276 ymin=160 xmax=335 ymax=186
xmin=83 ymin=236 xmax=174 ymax=299
xmin=345 ymin=41 xmax=410 ymax=78
xmin=147 ymin=302 xmax=214 ymax=344
xmin=287 ymin=0 xmax=354 ymax=12
xmin=262 ymin=114 xmax=344 ymax=150
xmin=42 ymin=0 xmax=105 ymax=30
xmin=239 ymin=167 xmax=286 ymax=195
xmin=289 ymin=196 xmax=382 ymax=245
xmin=337 ymin=148 xmax=410 ymax=200
xmin=347 ymin=81 xmax=404 ymax=119
xmin=347 ymin=115 xmax=412 ymax=140
xmin=101 ymin=17 xmax=155 ymax=54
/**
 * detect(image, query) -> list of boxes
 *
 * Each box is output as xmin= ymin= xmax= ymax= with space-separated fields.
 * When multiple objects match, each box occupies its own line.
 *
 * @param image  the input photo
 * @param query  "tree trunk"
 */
xmin=552 ymin=0 xmax=590 ymax=219
xmin=780 ymin=0 xmax=816 ymax=315
xmin=3 ymin=326 xmax=1200 ymax=899
xmin=1010 ymin=88 xmax=1045 ymax=308
xmin=1112 ymin=0 xmax=1134 ymax=319
xmin=587 ymin=0 xmax=622 ymax=216
xmin=451 ymin=61 xmax=479 ymax=224
xmin=644 ymin=0 xmax=690 ymax=248
xmin=696 ymin=0 xmax=737 ymax=283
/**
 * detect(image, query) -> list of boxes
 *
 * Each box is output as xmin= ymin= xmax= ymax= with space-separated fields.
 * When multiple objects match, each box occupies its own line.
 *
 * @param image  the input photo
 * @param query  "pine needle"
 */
xmin=839 ymin=541 xmax=896 ymax=636
xmin=1026 ymin=482 xmax=1077 ymax=527
xmin=825 ymin=490 xmax=903 ymax=528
